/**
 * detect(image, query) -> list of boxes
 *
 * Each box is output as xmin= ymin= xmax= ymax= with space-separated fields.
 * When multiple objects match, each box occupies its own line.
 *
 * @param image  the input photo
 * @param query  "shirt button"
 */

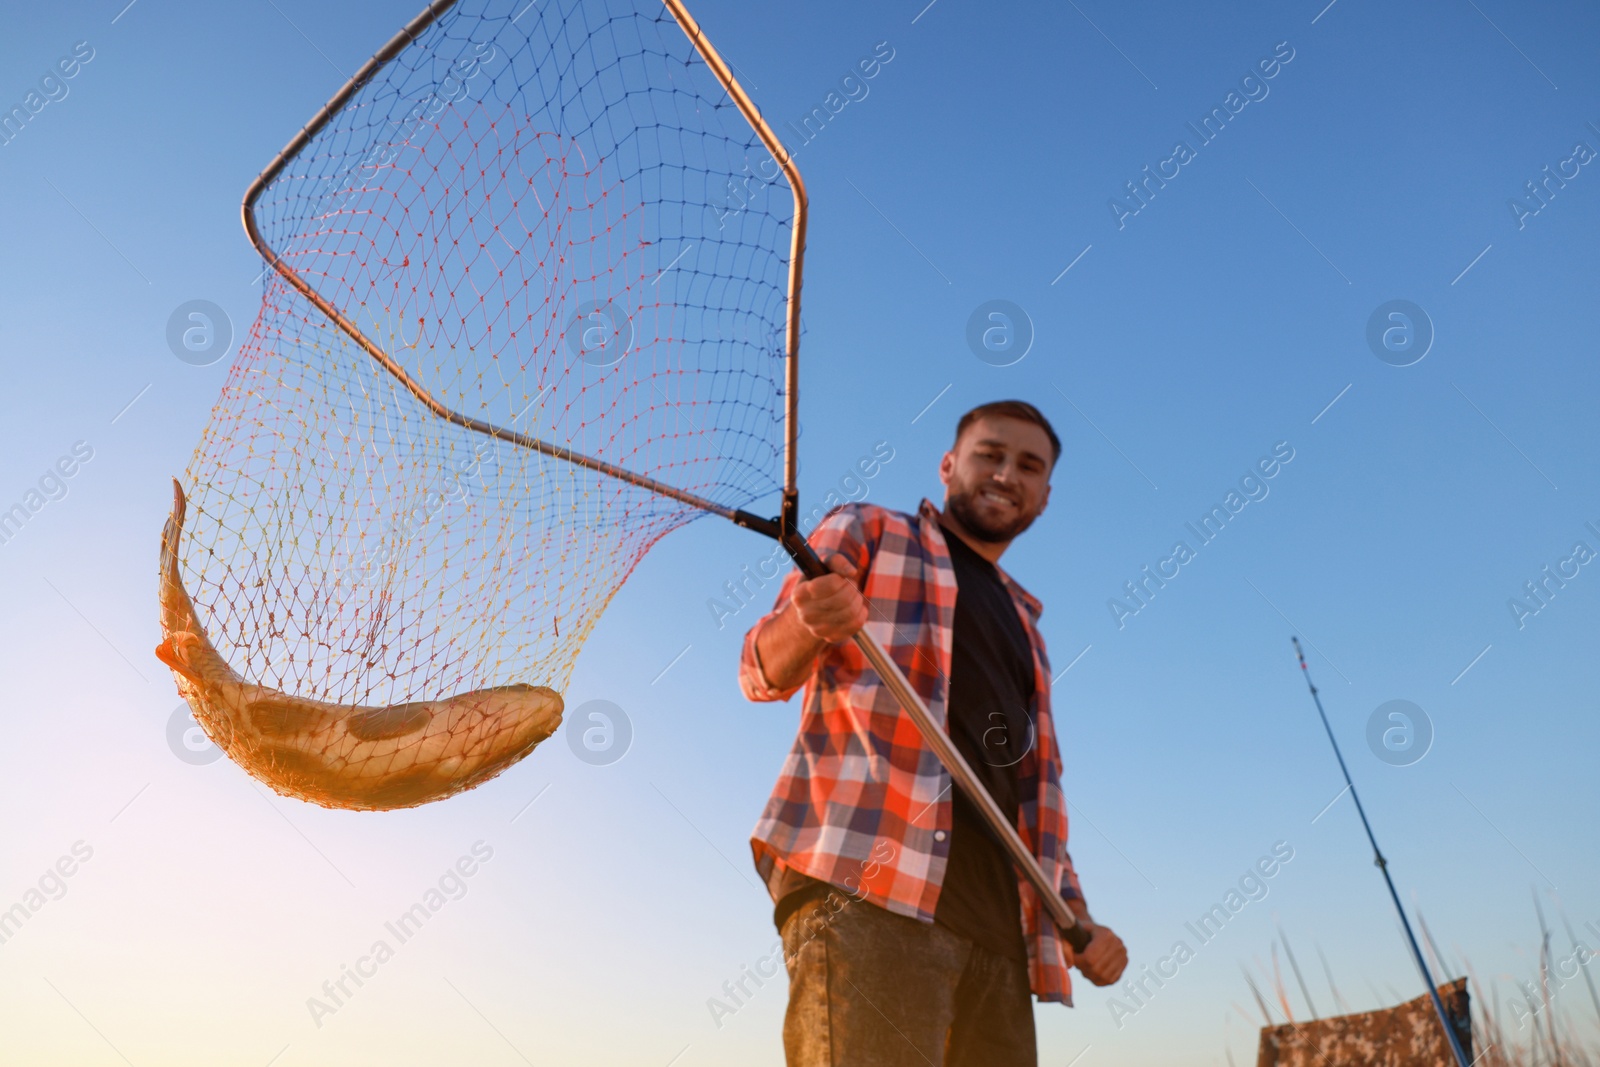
xmin=934 ymin=830 xmax=947 ymax=842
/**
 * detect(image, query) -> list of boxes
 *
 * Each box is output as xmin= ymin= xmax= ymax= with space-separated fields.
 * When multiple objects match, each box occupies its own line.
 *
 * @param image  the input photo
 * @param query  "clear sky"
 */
xmin=1 ymin=0 xmax=1597 ymax=1064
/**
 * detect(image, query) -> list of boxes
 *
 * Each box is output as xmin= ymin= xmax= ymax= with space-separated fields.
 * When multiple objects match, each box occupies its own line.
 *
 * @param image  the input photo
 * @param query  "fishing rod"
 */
xmin=1289 ymin=637 xmax=1471 ymax=1067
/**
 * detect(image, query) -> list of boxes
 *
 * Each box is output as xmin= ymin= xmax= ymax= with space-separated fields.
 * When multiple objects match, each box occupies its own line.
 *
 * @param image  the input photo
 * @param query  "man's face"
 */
xmin=939 ymin=416 xmax=1054 ymax=543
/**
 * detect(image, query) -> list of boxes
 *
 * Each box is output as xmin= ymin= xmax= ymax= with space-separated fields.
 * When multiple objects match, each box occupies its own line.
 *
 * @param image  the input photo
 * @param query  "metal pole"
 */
xmin=848 ymin=623 xmax=1093 ymax=952
xmin=1290 ymin=637 xmax=1471 ymax=1067
xmin=785 ymin=534 xmax=1091 ymax=952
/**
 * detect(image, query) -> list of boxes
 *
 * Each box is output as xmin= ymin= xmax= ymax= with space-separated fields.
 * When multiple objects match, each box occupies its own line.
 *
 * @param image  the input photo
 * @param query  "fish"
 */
xmin=155 ymin=478 xmax=563 ymax=811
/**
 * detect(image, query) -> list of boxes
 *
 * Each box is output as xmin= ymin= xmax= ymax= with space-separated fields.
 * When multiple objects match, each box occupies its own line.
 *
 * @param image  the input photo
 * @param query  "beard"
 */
xmin=945 ymin=482 xmax=1041 ymax=544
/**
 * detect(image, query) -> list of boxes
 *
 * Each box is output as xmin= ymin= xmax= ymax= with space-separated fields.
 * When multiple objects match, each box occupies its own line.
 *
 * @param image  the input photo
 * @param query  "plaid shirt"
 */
xmin=741 ymin=499 xmax=1087 ymax=1006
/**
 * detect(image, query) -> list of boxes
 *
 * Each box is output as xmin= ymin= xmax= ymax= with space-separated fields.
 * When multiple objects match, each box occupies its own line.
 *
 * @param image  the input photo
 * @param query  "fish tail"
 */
xmin=158 ymin=478 xmax=192 ymax=634
xmin=156 ymin=479 xmax=224 ymax=684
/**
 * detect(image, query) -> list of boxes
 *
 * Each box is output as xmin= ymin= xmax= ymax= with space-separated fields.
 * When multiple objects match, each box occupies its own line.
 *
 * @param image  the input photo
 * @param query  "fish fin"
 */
xmin=155 ymin=632 xmax=204 ymax=684
xmin=345 ymin=702 xmax=433 ymax=742
xmin=250 ymin=695 xmax=341 ymax=739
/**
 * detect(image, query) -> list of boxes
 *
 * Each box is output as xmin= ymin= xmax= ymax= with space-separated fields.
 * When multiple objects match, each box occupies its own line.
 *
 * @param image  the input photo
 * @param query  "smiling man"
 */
xmin=740 ymin=400 xmax=1127 ymax=1066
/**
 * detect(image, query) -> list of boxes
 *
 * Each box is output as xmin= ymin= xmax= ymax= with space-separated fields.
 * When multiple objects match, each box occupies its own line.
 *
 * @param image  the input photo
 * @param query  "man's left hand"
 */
xmin=1073 ymin=922 xmax=1127 ymax=986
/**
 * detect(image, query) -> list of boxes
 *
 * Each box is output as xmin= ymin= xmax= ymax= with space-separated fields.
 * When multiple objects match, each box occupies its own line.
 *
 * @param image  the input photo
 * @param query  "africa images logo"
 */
xmin=1108 ymin=41 xmax=1296 ymax=230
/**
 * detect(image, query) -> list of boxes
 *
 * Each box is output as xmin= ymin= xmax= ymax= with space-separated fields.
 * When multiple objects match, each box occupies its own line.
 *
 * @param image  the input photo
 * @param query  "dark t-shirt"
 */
xmin=932 ymin=523 xmax=1035 ymax=960
xmin=773 ymin=523 xmax=1036 ymax=962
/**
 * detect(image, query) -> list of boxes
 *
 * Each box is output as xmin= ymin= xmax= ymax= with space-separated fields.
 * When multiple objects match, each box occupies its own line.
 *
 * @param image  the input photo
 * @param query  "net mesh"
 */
xmin=179 ymin=0 xmax=792 ymax=721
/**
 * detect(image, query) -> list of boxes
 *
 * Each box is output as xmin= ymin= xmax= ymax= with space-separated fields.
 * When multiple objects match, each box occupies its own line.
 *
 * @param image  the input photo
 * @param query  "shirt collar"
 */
xmin=918 ymin=498 xmax=1044 ymax=620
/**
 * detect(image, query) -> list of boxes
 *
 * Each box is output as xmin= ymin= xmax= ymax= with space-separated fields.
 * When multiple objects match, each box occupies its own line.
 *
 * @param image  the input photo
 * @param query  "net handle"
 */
xmin=660 ymin=0 xmax=808 ymax=507
xmin=237 ymin=0 xmax=760 ymax=526
xmin=781 ymin=535 xmax=1094 ymax=954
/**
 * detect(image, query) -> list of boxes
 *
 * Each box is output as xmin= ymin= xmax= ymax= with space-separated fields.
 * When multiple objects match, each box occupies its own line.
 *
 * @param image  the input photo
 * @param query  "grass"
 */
xmin=1228 ymin=899 xmax=1600 ymax=1066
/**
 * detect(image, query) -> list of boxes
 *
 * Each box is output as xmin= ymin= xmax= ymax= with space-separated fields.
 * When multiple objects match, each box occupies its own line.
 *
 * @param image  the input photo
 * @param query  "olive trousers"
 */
xmin=778 ymin=890 xmax=1037 ymax=1067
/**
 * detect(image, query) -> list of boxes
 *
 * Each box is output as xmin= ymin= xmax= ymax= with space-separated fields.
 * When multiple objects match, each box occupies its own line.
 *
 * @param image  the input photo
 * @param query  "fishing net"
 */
xmin=159 ymin=0 xmax=797 ymax=809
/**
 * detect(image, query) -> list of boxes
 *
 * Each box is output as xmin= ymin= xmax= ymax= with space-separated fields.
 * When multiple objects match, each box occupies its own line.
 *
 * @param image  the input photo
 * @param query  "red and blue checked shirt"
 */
xmin=740 ymin=499 xmax=1088 ymax=1006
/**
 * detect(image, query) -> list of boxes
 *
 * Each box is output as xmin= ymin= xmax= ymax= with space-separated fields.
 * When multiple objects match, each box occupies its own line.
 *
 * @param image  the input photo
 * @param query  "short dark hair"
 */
xmin=953 ymin=400 xmax=1061 ymax=466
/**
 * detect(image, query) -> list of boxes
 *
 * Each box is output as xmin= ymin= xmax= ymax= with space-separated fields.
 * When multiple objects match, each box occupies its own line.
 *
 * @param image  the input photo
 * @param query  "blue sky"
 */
xmin=1 ymin=0 xmax=1597 ymax=1064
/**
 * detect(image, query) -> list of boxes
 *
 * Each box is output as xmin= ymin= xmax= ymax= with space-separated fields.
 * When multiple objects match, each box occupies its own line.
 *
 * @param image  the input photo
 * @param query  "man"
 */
xmin=739 ymin=399 xmax=1128 ymax=1066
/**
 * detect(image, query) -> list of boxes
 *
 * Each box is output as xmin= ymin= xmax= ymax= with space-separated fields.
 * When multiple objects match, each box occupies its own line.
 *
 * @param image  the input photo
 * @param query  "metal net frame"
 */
xmin=183 ymin=0 xmax=797 ymax=712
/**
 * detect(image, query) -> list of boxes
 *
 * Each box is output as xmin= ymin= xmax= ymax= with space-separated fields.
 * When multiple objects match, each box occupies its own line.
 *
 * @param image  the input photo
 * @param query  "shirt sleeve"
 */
xmin=737 ymin=505 xmax=875 ymax=703
xmin=1059 ymin=848 xmax=1086 ymax=904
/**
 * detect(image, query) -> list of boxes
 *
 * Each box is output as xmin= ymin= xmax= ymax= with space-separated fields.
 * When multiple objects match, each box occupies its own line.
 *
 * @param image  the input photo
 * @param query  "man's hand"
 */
xmin=789 ymin=554 xmax=867 ymax=644
xmin=752 ymin=554 xmax=868 ymax=693
xmin=1073 ymin=922 xmax=1128 ymax=987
